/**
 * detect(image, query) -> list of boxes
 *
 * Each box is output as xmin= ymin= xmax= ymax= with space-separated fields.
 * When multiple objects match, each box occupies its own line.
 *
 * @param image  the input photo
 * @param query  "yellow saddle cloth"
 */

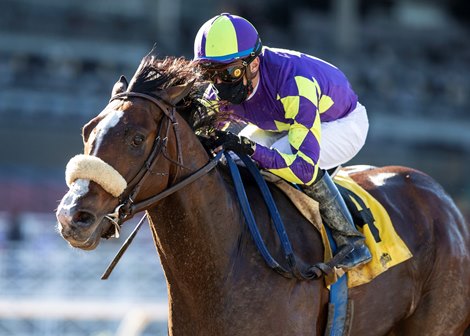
xmin=264 ymin=170 xmax=412 ymax=288
xmin=333 ymin=171 xmax=412 ymax=288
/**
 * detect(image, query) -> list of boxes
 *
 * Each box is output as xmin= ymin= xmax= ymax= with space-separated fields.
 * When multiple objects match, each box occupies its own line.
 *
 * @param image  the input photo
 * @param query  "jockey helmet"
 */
xmin=194 ymin=13 xmax=262 ymax=64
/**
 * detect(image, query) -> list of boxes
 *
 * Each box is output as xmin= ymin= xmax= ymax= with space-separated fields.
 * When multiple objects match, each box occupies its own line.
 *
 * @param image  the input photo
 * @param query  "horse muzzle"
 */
xmin=56 ymin=181 xmax=114 ymax=250
xmin=56 ymin=201 xmax=100 ymax=249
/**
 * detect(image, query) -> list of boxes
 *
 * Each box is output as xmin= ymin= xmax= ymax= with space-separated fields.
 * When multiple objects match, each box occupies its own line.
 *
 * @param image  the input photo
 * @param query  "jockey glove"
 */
xmin=216 ymin=131 xmax=255 ymax=156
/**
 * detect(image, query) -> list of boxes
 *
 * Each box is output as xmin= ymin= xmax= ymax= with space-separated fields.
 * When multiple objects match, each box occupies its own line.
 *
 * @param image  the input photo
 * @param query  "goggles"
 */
xmin=198 ymin=37 xmax=262 ymax=83
xmin=202 ymin=62 xmax=247 ymax=83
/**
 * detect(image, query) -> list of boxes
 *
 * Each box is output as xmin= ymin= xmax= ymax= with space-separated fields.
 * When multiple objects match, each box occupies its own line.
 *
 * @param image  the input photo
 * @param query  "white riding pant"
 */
xmin=239 ymin=102 xmax=369 ymax=170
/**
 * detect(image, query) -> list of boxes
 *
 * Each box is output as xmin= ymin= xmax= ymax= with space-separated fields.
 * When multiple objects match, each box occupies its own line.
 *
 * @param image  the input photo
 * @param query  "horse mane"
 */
xmin=128 ymin=52 xmax=199 ymax=94
xmin=127 ymin=50 xmax=217 ymax=135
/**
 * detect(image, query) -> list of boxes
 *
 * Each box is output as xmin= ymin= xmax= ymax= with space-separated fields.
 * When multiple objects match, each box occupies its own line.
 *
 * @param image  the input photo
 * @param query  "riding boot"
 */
xmin=303 ymin=171 xmax=372 ymax=270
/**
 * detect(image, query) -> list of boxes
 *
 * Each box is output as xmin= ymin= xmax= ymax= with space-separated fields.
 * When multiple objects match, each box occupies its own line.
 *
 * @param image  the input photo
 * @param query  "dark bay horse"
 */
xmin=56 ymin=54 xmax=470 ymax=335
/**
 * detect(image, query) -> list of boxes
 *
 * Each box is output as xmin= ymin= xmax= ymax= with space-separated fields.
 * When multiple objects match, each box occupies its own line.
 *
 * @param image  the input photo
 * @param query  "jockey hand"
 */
xmin=197 ymin=134 xmax=219 ymax=152
xmin=214 ymin=131 xmax=255 ymax=156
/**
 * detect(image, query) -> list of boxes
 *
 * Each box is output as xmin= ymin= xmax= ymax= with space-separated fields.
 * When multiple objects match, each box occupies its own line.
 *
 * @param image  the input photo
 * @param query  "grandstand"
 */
xmin=0 ymin=0 xmax=468 ymax=334
xmin=0 ymin=212 xmax=168 ymax=335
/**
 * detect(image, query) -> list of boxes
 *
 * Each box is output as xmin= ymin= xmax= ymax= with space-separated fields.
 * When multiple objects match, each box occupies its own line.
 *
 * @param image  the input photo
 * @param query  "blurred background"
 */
xmin=0 ymin=0 xmax=469 ymax=335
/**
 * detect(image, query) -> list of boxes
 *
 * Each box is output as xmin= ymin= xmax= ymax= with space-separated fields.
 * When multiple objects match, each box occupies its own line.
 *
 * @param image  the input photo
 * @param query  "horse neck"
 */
xmin=145 ymin=120 xmax=327 ymax=333
xmin=149 ymin=171 xmax=239 ymax=271
xmin=146 ymin=120 xmax=242 ymax=293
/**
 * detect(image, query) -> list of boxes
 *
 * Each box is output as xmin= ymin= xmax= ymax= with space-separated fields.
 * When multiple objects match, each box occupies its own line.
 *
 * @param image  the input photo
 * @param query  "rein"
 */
xmin=225 ymin=153 xmax=343 ymax=280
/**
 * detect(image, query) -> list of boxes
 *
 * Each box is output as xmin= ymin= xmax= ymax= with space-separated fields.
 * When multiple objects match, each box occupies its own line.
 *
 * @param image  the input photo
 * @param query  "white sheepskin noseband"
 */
xmin=65 ymin=154 xmax=127 ymax=197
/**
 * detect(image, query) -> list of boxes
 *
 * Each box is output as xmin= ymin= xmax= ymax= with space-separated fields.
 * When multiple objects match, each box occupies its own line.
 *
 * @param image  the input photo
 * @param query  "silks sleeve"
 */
xmin=251 ymin=76 xmax=325 ymax=185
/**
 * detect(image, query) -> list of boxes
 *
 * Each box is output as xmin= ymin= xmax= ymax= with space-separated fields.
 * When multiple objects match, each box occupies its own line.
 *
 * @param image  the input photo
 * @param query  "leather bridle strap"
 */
xmin=125 ymin=118 xmax=166 ymax=191
xmin=108 ymin=91 xmax=185 ymax=223
xmin=129 ymin=150 xmax=224 ymax=214
xmin=110 ymin=91 xmax=185 ymax=181
xmin=110 ymin=91 xmax=175 ymax=121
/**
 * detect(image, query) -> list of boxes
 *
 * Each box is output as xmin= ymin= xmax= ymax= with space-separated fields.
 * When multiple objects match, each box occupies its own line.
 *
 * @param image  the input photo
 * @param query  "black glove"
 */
xmin=215 ymin=131 xmax=255 ymax=156
xmin=197 ymin=134 xmax=218 ymax=150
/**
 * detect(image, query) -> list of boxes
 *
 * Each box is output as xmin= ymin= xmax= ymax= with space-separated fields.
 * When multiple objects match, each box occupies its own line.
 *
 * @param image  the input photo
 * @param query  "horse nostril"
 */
xmin=72 ymin=211 xmax=96 ymax=227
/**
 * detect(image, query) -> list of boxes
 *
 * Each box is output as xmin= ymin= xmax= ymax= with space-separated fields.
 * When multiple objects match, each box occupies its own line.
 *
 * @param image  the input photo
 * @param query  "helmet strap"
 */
xmin=244 ymin=64 xmax=258 ymax=96
xmin=245 ymin=62 xmax=258 ymax=81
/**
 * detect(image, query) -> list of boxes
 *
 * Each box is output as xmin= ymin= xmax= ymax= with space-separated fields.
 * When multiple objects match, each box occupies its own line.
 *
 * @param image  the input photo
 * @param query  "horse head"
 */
xmin=56 ymin=54 xmax=204 ymax=250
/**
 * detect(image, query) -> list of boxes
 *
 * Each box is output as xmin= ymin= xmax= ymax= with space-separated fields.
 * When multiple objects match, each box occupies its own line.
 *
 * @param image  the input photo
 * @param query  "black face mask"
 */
xmin=214 ymin=78 xmax=251 ymax=105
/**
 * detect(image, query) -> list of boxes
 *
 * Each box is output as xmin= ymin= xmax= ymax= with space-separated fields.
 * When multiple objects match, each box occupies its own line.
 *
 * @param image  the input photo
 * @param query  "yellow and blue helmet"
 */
xmin=194 ymin=13 xmax=262 ymax=64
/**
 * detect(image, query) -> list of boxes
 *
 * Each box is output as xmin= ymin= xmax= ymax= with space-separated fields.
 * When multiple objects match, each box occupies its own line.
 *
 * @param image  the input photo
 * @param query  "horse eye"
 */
xmin=132 ymin=134 xmax=145 ymax=147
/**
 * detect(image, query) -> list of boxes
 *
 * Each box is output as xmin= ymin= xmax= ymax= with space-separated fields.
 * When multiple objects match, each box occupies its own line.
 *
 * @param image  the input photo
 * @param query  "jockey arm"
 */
xmin=250 ymin=76 xmax=322 ymax=185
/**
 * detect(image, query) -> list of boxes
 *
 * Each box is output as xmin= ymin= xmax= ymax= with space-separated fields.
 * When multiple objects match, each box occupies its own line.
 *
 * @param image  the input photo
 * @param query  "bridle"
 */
xmin=101 ymin=90 xmax=223 ymax=279
xmin=104 ymin=91 xmax=185 ymax=234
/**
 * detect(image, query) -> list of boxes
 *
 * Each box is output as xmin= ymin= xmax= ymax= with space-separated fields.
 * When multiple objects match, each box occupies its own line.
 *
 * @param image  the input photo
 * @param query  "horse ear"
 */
xmin=162 ymin=80 xmax=195 ymax=105
xmin=82 ymin=116 xmax=100 ymax=144
xmin=111 ymin=75 xmax=128 ymax=96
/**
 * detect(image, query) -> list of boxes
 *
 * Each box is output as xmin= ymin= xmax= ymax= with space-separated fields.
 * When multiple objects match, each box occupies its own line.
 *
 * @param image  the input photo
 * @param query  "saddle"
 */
xmin=264 ymin=169 xmax=412 ymax=288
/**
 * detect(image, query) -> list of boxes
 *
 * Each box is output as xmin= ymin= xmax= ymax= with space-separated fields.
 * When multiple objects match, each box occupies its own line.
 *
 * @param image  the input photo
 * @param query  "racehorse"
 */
xmin=56 ymin=53 xmax=470 ymax=335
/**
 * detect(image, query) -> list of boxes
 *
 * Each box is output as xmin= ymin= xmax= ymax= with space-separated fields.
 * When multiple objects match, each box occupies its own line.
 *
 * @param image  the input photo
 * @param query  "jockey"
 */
xmin=194 ymin=13 xmax=371 ymax=270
